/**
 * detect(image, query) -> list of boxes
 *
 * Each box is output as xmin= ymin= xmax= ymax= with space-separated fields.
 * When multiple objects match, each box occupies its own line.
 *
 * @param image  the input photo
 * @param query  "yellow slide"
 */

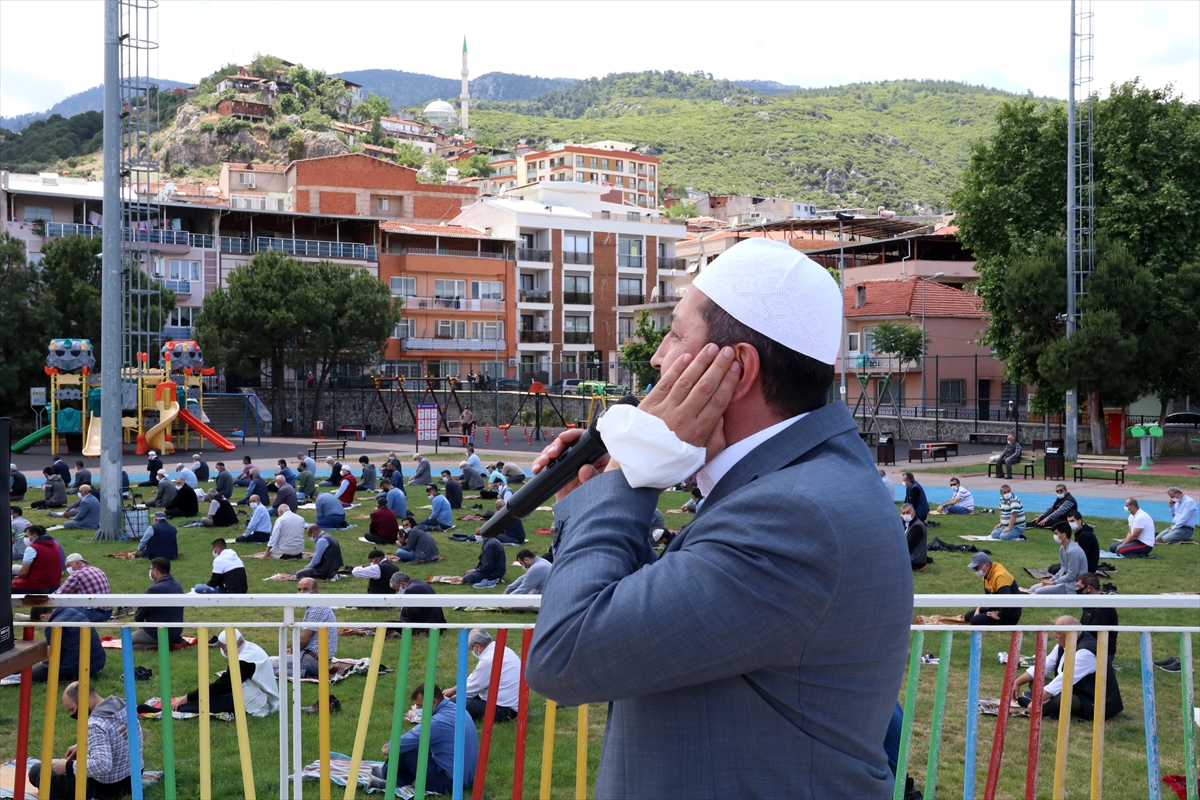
xmin=81 ymin=413 xmax=103 ymax=457
xmin=145 ymin=399 xmax=180 ymax=455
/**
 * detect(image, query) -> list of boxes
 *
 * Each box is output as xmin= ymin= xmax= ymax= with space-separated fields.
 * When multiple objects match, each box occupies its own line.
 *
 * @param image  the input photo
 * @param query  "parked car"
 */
xmin=576 ymin=381 xmax=611 ymax=397
xmin=495 ymin=378 xmax=530 ymax=392
xmin=1164 ymin=411 xmax=1200 ymax=427
xmin=549 ymin=379 xmax=581 ymax=395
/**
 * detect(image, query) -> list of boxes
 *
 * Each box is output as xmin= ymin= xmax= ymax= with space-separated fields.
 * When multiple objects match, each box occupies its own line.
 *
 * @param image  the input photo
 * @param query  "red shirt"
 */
xmin=369 ymin=507 xmax=399 ymax=543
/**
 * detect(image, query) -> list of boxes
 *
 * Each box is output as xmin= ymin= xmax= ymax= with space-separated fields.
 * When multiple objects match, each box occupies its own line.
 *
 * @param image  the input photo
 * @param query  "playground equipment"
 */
xmin=1126 ymin=424 xmax=1163 ymax=470
xmin=508 ymin=382 xmax=567 ymax=442
xmin=851 ymin=371 xmax=911 ymax=444
xmin=24 ymin=338 xmax=95 ymax=456
xmin=364 ymin=375 xmax=465 ymax=437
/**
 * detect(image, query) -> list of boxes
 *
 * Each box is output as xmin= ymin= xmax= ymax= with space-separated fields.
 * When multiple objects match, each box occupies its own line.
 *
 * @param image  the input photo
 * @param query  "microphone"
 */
xmin=476 ymin=395 xmax=640 ymax=538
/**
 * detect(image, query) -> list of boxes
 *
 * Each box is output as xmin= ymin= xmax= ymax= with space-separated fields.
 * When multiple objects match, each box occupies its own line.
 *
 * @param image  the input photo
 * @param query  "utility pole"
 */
xmin=836 ymin=212 xmax=854 ymax=404
xmin=1065 ymin=0 xmax=1079 ymax=460
xmin=920 ymin=272 xmax=945 ymax=415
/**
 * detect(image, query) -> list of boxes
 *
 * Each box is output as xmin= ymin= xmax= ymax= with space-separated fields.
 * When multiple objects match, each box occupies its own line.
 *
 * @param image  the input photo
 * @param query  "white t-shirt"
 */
xmin=952 ymin=486 xmax=974 ymax=512
xmin=1128 ymin=509 xmax=1155 ymax=547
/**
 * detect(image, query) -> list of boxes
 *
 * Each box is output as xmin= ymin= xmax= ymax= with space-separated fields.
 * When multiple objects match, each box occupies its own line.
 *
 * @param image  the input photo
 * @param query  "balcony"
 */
xmin=518 ymin=289 xmax=551 ymax=303
xmin=45 ymin=223 xmax=214 ymax=249
xmin=221 ymin=237 xmax=254 ymax=254
xmin=658 ymin=256 xmax=687 ymax=270
xmin=618 ymin=254 xmax=644 ymax=268
xmin=563 ymin=331 xmax=593 ymax=345
xmin=519 ymin=330 xmax=551 ymax=344
xmin=592 ymin=211 xmax=686 ymax=226
xmin=617 ymin=294 xmax=644 ymax=306
xmin=162 ymin=280 xmax=192 ymax=295
xmin=257 ymin=237 xmax=377 ymax=261
xmin=389 ymin=246 xmax=507 ymax=261
xmin=401 ymin=338 xmax=506 ymax=352
xmin=401 ymin=296 xmax=503 ymax=312
xmin=161 ymin=325 xmax=195 ymax=340
xmin=517 ymin=247 xmax=551 ymax=262
xmin=563 ymin=291 xmax=593 ymax=305
xmin=562 ymin=251 xmax=593 ymax=265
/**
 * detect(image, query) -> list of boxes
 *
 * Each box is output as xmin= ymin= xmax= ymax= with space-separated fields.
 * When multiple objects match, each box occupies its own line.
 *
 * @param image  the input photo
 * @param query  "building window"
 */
xmin=575 ymin=171 xmax=585 ymax=182
xmin=471 ymin=320 xmax=504 ymax=340
xmin=393 ymin=318 xmax=416 ymax=339
xmin=472 ymin=280 xmax=503 ymax=301
xmin=389 ymin=276 xmax=416 ymax=297
xmin=563 ymin=231 xmax=591 ymax=257
xmin=561 ymin=353 xmax=577 ymax=374
xmin=169 ymin=259 xmax=201 ymax=281
xmin=618 ymin=316 xmax=635 ymax=344
xmin=436 ymin=319 xmax=467 ymax=339
xmin=618 ymin=278 xmax=642 ymax=302
xmin=564 ymin=315 xmax=590 ymax=332
xmin=940 ymin=379 xmax=965 ymax=406
xmin=847 ymin=332 xmax=860 ymax=353
xmin=615 ymin=160 xmax=623 ymax=171
xmin=377 ymin=197 xmax=389 ymax=211
xmin=238 ymin=173 xmax=256 ymax=186
xmin=434 ymin=279 xmax=466 ymax=300
xmin=601 ymin=158 xmax=609 ymax=170
xmin=618 ymin=237 xmax=643 ymax=268
xmin=431 ymin=360 xmax=460 ymax=378
xmin=24 ymin=205 xmax=53 ymax=223
xmin=575 ymin=156 xmax=584 ymax=167
xmin=589 ymin=157 xmax=598 ymax=168
xmin=479 ymin=360 xmax=504 ymax=379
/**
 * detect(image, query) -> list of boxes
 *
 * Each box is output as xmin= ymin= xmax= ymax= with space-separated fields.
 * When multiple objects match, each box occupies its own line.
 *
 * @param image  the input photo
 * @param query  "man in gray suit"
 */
xmin=526 ymin=239 xmax=913 ymax=799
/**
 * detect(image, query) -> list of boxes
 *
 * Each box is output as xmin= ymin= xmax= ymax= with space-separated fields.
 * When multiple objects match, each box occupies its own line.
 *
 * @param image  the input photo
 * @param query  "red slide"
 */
xmin=176 ymin=408 xmax=237 ymax=451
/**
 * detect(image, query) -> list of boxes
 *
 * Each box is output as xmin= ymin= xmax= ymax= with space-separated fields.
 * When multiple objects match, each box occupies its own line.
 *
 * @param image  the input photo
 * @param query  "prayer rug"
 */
xmin=100 ymin=635 xmax=198 ymax=651
xmin=426 ymin=576 xmax=463 ymax=585
xmin=104 ymin=550 xmax=185 ymax=560
xmin=264 ymin=657 xmax=390 ymax=684
xmin=912 ymin=614 xmax=969 ymax=626
xmin=263 ymin=573 xmax=339 ymax=582
xmin=137 ymin=697 xmax=235 ymax=722
xmin=298 ymin=753 xmax=435 ymax=797
xmin=1 ymin=762 xmax=164 ymax=798
xmin=978 ymin=698 xmax=1031 ymax=717
xmin=1024 ymin=568 xmax=1054 ymax=580
xmin=959 ymin=535 xmax=1014 ymax=542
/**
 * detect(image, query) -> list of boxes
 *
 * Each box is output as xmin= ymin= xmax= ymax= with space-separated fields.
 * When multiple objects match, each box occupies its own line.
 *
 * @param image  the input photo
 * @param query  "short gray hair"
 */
xmin=390 ymin=572 xmax=411 ymax=589
xmin=468 ymin=628 xmax=492 ymax=650
xmin=1168 ymin=486 xmax=1182 ymax=495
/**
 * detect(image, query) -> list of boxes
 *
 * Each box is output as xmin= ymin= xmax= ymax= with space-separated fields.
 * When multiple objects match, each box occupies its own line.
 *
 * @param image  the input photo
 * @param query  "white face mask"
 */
xmin=249 ymin=501 xmax=259 ymax=509
xmin=66 ymin=566 xmax=75 ymax=575
xmin=1001 ymin=492 xmax=1012 ymax=500
xmin=1069 ymin=521 xmax=1080 ymax=531
xmin=1056 ymin=491 xmax=1065 ymax=499
xmin=901 ymin=513 xmax=913 ymax=523
xmin=974 ymin=568 xmax=987 ymax=577
xmin=148 ymin=569 xmax=155 ymax=580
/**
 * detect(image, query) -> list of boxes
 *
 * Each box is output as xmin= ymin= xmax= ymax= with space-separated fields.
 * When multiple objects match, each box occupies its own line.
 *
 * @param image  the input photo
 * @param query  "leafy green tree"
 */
xmin=620 ymin=311 xmax=669 ymax=388
xmin=418 ymin=157 xmax=449 ymax=184
xmin=662 ymin=201 xmax=697 ymax=219
xmin=33 ymin=235 xmax=105 ymax=342
xmin=870 ymin=321 xmax=927 ymax=409
xmin=248 ymin=53 xmax=283 ymax=78
xmin=0 ymin=234 xmax=51 ymax=415
xmin=393 ymin=142 xmax=426 ymax=170
xmin=275 ymin=94 xmax=301 ymax=115
xmin=457 ymin=154 xmax=493 ymax=178
xmin=1146 ymin=262 xmax=1200 ymax=423
xmin=353 ymin=93 xmax=390 ymax=125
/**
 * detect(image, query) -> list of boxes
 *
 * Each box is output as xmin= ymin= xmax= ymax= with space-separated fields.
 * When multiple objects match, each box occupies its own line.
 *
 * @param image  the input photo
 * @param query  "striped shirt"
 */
xmin=999 ymin=493 xmax=1026 ymax=527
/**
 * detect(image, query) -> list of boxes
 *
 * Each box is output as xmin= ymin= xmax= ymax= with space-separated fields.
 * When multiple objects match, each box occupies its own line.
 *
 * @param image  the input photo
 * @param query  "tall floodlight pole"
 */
xmin=98 ymin=0 xmax=123 ymax=539
xmin=920 ymin=272 xmax=945 ymax=415
xmin=1065 ymin=0 xmax=1079 ymax=460
xmin=836 ymin=212 xmax=854 ymax=403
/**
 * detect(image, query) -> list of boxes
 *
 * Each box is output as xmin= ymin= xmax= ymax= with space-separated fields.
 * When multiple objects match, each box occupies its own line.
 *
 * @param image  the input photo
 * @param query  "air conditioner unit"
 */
xmin=508 ymin=358 xmax=519 ymax=367
xmin=152 ymin=257 xmax=165 ymax=277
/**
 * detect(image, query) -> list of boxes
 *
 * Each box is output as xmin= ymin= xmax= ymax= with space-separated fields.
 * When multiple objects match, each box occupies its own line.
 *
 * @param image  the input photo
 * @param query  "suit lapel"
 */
xmin=666 ymin=403 xmax=859 ymax=552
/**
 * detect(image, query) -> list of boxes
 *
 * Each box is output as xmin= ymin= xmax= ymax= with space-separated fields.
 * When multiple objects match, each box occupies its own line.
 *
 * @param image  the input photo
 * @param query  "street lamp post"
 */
xmin=920 ymin=272 xmax=945 ymax=416
xmin=836 ymin=212 xmax=854 ymax=404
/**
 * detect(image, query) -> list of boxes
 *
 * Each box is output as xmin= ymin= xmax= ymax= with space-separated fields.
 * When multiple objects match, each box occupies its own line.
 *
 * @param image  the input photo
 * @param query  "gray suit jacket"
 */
xmin=527 ymin=402 xmax=913 ymax=799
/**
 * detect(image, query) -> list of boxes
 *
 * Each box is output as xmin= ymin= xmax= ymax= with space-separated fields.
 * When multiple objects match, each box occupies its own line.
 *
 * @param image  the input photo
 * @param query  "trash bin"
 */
xmin=877 ymin=434 xmax=896 ymax=466
xmin=1043 ymin=447 xmax=1065 ymax=481
xmin=282 ymin=418 xmax=295 ymax=437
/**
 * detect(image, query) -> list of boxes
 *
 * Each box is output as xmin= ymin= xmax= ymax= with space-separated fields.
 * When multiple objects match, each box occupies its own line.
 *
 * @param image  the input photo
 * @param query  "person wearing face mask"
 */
xmin=1032 ymin=523 xmax=1088 ymax=593
xmin=131 ymin=558 xmax=184 ymax=649
xmin=193 ymin=538 xmax=248 ymax=594
xmin=140 ymin=629 xmax=277 ymax=717
xmin=1009 ymin=616 xmax=1123 ymax=720
xmin=54 ymin=554 xmax=112 ymax=621
xmin=963 ymin=553 xmax=1022 ymax=625
xmin=443 ymin=628 xmax=522 ymax=722
xmin=136 ymin=511 xmax=179 ymax=561
xmin=932 ymin=478 xmax=974 ymax=515
xmin=27 ymin=606 xmax=107 ymax=684
xmin=989 ymin=484 xmax=1026 ymax=540
xmin=1030 ymin=485 xmax=1077 ymax=529
xmin=1076 ymin=573 xmax=1118 ymax=658
xmin=900 ymin=504 xmax=927 ymax=572
xmin=1053 ymin=513 xmax=1099 ymax=575
xmin=235 ymin=494 xmax=273 ymax=544
xmin=28 ymin=682 xmax=138 ymax=799
xmin=1112 ymin=498 xmax=1155 ymax=557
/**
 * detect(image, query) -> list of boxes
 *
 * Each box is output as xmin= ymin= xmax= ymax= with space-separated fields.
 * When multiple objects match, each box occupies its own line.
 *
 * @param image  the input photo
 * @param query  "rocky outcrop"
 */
xmin=160 ymin=103 xmax=348 ymax=170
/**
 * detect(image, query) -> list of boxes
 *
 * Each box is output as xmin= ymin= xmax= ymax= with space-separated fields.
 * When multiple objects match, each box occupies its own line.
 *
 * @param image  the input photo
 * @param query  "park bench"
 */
xmin=438 ymin=432 xmax=471 ymax=447
xmin=1071 ymin=454 xmax=1129 ymax=485
xmin=987 ymin=450 xmax=1040 ymax=479
xmin=309 ymin=439 xmax=347 ymax=460
xmin=336 ymin=427 xmax=366 ymax=441
xmin=907 ymin=442 xmax=959 ymax=463
xmin=969 ymin=432 xmax=1010 ymax=445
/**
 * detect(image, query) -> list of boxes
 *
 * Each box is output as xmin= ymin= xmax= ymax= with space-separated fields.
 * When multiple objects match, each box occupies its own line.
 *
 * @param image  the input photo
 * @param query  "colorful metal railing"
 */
xmin=8 ymin=593 xmax=1197 ymax=800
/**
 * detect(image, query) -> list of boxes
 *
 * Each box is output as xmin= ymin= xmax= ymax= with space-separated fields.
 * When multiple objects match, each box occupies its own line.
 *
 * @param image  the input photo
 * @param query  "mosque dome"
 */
xmin=424 ymin=99 xmax=455 ymax=115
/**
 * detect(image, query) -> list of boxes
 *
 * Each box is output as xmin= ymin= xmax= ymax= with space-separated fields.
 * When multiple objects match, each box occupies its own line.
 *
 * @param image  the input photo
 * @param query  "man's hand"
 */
xmin=63 ymin=745 xmax=77 ymax=762
xmin=443 ymin=685 xmax=457 ymax=699
xmin=530 ymin=427 xmax=611 ymax=502
xmin=171 ymin=696 xmax=187 ymax=711
xmin=637 ymin=343 xmax=739 ymax=462
xmin=986 ymin=610 xmax=1000 ymax=621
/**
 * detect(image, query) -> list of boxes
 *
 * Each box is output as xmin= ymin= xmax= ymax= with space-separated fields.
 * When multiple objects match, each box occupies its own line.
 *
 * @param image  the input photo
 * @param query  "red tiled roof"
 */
xmin=843 ymin=278 xmax=985 ymax=319
xmin=225 ymin=163 xmax=288 ymax=172
xmin=934 ymin=224 xmax=959 ymax=235
xmin=380 ymin=221 xmax=508 ymax=240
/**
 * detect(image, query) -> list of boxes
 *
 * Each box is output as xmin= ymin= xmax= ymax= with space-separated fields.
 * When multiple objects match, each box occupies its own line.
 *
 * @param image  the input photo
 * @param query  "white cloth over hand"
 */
xmin=597 ymin=405 xmax=707 ymax=489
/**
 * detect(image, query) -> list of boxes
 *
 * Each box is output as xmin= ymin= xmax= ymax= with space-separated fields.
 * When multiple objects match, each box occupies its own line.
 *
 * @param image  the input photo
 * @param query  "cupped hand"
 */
xmin=638 ymin=343 xmax=740 ymax=460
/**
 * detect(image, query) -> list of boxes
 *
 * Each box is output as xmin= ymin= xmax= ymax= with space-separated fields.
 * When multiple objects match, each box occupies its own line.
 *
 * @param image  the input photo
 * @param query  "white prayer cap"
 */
xmin=148 ymin=450 xmax=157 ymax=457
xmin=691 ymin=239 xmax=842 ymax=365
xmin=216 ymin=629 xmax=244 ymax=645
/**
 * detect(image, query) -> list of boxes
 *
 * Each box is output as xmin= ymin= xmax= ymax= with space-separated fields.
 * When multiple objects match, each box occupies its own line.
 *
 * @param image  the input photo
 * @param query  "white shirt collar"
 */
xmin=695 ymin=412 xmax=808 ymax=497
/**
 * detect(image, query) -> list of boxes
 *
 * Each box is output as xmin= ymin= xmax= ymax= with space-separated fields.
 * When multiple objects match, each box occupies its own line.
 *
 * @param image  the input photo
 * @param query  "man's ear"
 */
xmin=729 ymin=342 xmax=760 ymax=404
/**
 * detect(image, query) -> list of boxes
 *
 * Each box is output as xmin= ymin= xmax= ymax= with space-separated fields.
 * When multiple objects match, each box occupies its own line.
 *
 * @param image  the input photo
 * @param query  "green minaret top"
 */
xmin=463 ymin=37 xmax=467 ymax=53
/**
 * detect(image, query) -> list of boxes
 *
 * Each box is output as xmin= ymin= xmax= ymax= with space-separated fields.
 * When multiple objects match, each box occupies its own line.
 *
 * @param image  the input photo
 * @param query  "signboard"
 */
xmin=30 ymin=387 xmax=47 ymax=408
xmin=416 ymin=404 xmax=439 ymax=444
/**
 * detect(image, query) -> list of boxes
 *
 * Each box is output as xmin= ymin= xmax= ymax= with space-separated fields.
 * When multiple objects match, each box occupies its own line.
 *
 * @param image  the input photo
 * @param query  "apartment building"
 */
xmin=377 ymin=222 xmax=516 ymax=380
xmin=487 ymin=141 xmax=661 ymax=209
xmin=453 ymin=180 xmax=687 ymax=385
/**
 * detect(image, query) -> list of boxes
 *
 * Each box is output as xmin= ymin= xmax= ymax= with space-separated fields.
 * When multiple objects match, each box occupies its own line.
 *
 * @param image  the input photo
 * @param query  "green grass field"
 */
xmin=3 ymin=481 xmax=1197 ymax=798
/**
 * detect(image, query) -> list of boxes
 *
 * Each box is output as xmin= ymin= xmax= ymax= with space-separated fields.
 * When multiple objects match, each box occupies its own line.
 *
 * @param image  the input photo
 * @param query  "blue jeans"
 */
xmin=395 ymin=548 xmax=416 ymax=561
xmin=945 ymin=505 xmax=972 ymax=515
xmin=315 ymin=515 xmax=347 ymax=529
xmin=78 ymin=609 xmax=112 ymax=622
xmin=462 ymin=572 xmax=492 ymax=585
xmin=991 ymin=523 xmax=1026 ymax=540
xmin=193 ymin=584 xmax=219 ymax=594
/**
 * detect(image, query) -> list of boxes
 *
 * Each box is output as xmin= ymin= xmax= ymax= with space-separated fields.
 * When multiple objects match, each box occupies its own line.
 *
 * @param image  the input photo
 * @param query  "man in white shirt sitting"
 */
xmin=1009 ymin=615 xmax=1123 ymax=720
xmin=933 ymin=478 xmax=974 ymax=515
xmin=265 ymin=504 xmax=306 ymax=560
xmin=443 ymin=628 xmax=522 ymax=722
xmin=1112 ymin=498 xmax=1156 ymax=557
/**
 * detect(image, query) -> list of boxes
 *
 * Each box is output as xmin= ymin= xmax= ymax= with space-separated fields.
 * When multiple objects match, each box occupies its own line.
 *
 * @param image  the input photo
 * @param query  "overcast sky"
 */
xmin=2 ymin=0 xmax=1196 ymax=117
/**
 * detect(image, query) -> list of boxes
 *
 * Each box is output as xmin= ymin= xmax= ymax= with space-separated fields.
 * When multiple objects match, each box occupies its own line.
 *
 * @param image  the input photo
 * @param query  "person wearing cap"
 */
xmin=459 ymin=406 xmax=476 ymax=442
xmin=214 ymin=461 xmax=234 ymax=500
xmin=524 ymin=238 xmax=913 ymax=798
xmin=364 ymin=497 xmax=400 ymax=545
xmin=62 ymin=484 xmax=100 ymax=530
xmin=264 ymin=505 xmax=306 ymax=559
xmin=132 ymin=557 xmax=184 ymax=649
xmin=295 ymin=459 xmax=317 ymax=500
xmin=319 ymin=456 xmax=343 ymax=487
xmin=440 ymin=470 xmax=463 ymax=509
xmin=964 ymin=553 xmax=1022 ymax=625
xmin=145 ymin=468 xmax=176 ymax=508
xmin=1009 ymin=616 xmax=1123 ymax=721
xmin=352 ymin=549 xmax=400 ymax=594
xmin=191 ymin=453 xmax=210 ymax=483
xmin=238 ymin=468 xmax=270 ymax=507
xmin=358 ymin=455 xmax=378 ymax=493
xmin=175 ymin=461 xmax=198 ymax=490
xmin=269 ymin=474 xmax=298 ymax=517
xmin=332 ymin=466 xmax=358 ymax=506
xmin=54 ymin=553 xmax=113 ymax=621
xmin=141 ymin=629 xmax=277 ymax=716
xmin=235 ymin=495 xmax=273 ymax=544
xmin=140 ymin=450 xmax=164 ymax=486
xmin=408 ymin=453 xmax=432 ymax=486
xmin=193 ymin=538 xmax=248 ymax=594
xmin=10 ymin=463 xmax=28 ymax=501
xmin=381 ymin=478 xmax=408 ymax=519
xmin=137 ymin=511 xmax=179 ymax=560
xmin=295 ymin=523 xmax=345 ymax=581
xmin=200 ymin=489 xmax=239 ymax=528
xmin=164 ymin=476 xmax=198 ymax=519
xmin=459 ymin=461 xmax=485 ymax=491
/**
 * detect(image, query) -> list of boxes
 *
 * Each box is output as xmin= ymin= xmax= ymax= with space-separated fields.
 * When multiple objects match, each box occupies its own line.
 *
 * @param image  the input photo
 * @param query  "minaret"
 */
xmin=460 ymin=37 xmax=470 ymax=131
